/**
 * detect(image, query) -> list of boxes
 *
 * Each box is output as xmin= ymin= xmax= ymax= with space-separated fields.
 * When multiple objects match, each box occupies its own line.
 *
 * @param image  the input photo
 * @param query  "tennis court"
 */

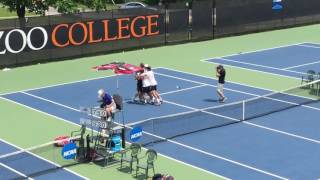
xmin=1 ymin=67 xmax=320 ymax=179
xmin=0 ymin=139 xmax=86 ymax=180
xmin=203 ymin=42 xmax=320 ymax=79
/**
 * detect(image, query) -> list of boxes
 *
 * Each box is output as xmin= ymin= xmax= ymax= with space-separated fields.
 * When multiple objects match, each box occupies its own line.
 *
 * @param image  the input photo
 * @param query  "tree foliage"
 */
xmin=0 ymin=0 xmax=113 ymax=18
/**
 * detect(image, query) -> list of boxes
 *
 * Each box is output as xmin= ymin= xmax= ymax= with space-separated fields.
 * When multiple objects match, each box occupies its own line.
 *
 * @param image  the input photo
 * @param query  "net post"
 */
xmin=242 ymin=100 xmax=245 ymax=121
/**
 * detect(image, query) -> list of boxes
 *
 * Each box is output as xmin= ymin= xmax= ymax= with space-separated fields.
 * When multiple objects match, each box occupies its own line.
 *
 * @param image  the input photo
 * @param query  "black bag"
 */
xmin=152 ymin=174 xmax=163 ymax=180
xmin=153 ymin=174 xmax=174 ymax=180
xmin=113 ymin=94 xmax=123 ymax=110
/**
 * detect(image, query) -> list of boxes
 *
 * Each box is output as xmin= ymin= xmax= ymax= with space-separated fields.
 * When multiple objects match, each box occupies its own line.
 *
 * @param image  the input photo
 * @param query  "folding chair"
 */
xmin=120 ymin=143 xmax=142 ymax=172
xmin=136 ymin=149 xmax=157 ymax=179
xmin=301 ymin=70 xmax=316 ymax=87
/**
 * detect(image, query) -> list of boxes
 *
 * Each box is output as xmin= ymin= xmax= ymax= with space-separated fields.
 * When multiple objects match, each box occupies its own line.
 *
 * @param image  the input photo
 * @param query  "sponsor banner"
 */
xmin=61 ymin=142 xmax=78 ymax=160
xmin=0 ymin=14 xmax=163 ymax=55
xmin=130 ymin=126 xmax=143 ymax=142
xmin=80 ymin=118 xmax=108 ymax=129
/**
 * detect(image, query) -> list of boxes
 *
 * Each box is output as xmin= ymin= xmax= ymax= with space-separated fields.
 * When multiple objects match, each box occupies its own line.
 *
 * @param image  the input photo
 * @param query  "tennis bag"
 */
xmin=113 ymin=94 xmax=123 ymax=110
xmin=54 ymin=135 xmax=70 ymax=147
xmin=152 ymin=174 xmax=174 ymax=180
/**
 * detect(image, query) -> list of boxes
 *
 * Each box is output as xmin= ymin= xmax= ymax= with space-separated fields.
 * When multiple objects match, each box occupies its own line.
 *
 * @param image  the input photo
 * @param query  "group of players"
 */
xmin=133 ymin=63 xmax=162 ymax=105
xmin=97 ymin=63 xmax=163 ymax=120
xmin=97 ymin=63 xmax=226 ymax=119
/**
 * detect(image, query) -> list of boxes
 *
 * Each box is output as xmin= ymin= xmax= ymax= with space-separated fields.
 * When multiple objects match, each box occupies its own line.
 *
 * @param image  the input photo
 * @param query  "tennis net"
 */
xmin=0 ymin=136 xmax=84 ymax=179
xmin=126 ymin=80 xmax=320 ymax=146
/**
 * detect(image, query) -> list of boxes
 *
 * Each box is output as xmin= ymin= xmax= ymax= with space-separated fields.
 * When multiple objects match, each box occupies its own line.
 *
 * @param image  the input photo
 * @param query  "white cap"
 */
xmin=144 ymin=64 xmax=149 ymax=68
xmin=98 ymin=89 xmax=104 ymax=98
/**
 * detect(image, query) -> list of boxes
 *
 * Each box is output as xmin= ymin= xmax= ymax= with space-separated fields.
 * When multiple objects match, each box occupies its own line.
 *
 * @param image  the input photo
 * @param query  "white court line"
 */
xmin=154 ymin=72 xmax=320 ymax=112
xmin=21 ymin=92 xmax=79 ymax=112
xmin=0 ymin=162 xmax=34 ymax=180
xmin=0 ymin=75 xmax=116 ymax=97
xmin=163 ymin=99 xmax=320 ymax=144
xmin=0 ymin=67 xmax=158 ymax=97
xmin=0 ymin=137 xmax=89 ymax=180
xmin=201 ymin=59 xmax=301 ymax=80
xmin=138 ymin=121 xmax=289 ymax=180
xmin=199 ymin=42 xmax=314 ymax=80
xmin=155 ymin=72 xmax=265 ymax=98
xmin=0 ymin=97 xmax=229 ymax=180
xmin=209 ymin=42 xmax=307 ymax=58
xmin=217 ymin=57 xmax=306 ymax=75
xmin=0 ymin=42 xmax=309 ymax=97
xmin=158 ymin=66 xmax=320 ymax=102
xmin=17 ymin=83 xmax=320 ymax=178
xmin=297 ymin=44 xmax=320 ymax=49
xmin=3 ymin=67 xmax=318 ymax=179
xmin=159 ymin=84 xmax=207 ymax=95
xmin=16 ymin=92 xmax=288 ymax=180
xmin=158 ymin=66 xmax=275 ymax=93
xmin=23 ymin=85 xmax=208 ymax=111
xmin=283 ymin=59 xmax=320 ymax=70
xmin=0 ymin=65 xmax=316 ymax=179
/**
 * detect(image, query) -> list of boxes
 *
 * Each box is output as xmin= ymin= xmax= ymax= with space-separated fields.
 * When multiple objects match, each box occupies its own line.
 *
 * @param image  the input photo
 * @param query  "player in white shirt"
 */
xmin=145 ymin=65 xmax=162 ymax=105
xmin=140 ymin=64 xmax=153 ymax=104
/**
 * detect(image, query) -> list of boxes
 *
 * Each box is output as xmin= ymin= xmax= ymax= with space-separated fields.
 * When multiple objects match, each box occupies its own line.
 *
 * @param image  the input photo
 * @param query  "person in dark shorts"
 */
xmin=140 ymin=64 xmax=153 ymax=104
xmin=133 ymin=63 xmax=145 ymax=102
xmin=216 ymin=65 xmax=226 ymax=103
xmin=145 ymin=65 xmax=162 ymax=105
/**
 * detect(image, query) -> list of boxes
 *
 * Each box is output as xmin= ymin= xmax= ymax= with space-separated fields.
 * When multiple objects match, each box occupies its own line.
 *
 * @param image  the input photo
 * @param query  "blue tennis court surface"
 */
xmin=0 ymin=139 xmax=85 ymax=180
xmin=204 ymin=42 xmax=320 ymax=79
xmin=1 ymin=67 xmax=320 ymax=179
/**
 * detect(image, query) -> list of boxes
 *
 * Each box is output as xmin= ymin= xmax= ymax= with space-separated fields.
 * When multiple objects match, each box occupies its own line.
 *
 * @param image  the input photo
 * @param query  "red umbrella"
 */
xmin=92 ymin=62 xmax=142 ymax=74
xmin=92 ymin=62 xmax=143 ymax=88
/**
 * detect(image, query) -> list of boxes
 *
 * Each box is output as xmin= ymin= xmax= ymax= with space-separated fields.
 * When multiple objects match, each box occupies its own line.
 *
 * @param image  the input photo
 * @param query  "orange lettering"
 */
xmin=147 ymin=15 xmax=159 ymax=36
xmin=131 ymin=16 xmax=146 ymax=38
xmin=87 ymin=21 xmax=102 ymax=44
xmin=69 ymin=22 xmax=88 ymax=46
xmin=117 ymin=18 xmax=130 ymax=39
xmin=102 ymin=20 xmax=117 ymax=41
xmin=52 ymin=24 xmax=69 ymax=48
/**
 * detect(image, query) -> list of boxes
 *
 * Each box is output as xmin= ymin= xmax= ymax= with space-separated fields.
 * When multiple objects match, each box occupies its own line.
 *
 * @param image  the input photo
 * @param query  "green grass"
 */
xmin=0 ymin=6 xmax=36 ymax=18
xmin=0 ymin=98 xmax=222 ymax=180
xmin=1 ymin=23 xmax=320 ymax=179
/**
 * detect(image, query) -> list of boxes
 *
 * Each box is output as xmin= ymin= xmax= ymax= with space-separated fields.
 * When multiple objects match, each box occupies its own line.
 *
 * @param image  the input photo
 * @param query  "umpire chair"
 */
xmin=93 ymin=94 xmax=126 ymax=166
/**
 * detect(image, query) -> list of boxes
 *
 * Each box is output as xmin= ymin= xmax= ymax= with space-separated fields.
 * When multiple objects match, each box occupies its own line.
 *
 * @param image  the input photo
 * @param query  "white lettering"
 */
xmin=27 ymin=27 xmax=48 ymax=51
xmin=63 ymin=149 xmax=77 ymax=157
xmin=131 ymin=132 xmax=142 ymax=139
xmin=0 ymin=31 xmax=5 ymax=54
xmin=5 ymin=29 xmax=26 ymax=54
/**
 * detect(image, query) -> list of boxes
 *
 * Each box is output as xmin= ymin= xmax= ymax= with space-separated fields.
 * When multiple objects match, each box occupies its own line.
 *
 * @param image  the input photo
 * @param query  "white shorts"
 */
xmin=217 ymin=83 xmax=224 ymax=93
xmin=107 ymin=101 xmax=117 ymax=112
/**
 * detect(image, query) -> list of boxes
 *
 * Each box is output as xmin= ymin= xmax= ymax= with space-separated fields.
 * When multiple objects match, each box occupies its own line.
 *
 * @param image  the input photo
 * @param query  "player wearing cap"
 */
xmin=216 ymin=65 xmax=226 ymax=103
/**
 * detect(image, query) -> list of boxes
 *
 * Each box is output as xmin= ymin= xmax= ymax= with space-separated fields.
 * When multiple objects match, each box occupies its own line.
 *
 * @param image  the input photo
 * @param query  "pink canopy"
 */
xmin=92 ymin=62 xmax=143 ymax=75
